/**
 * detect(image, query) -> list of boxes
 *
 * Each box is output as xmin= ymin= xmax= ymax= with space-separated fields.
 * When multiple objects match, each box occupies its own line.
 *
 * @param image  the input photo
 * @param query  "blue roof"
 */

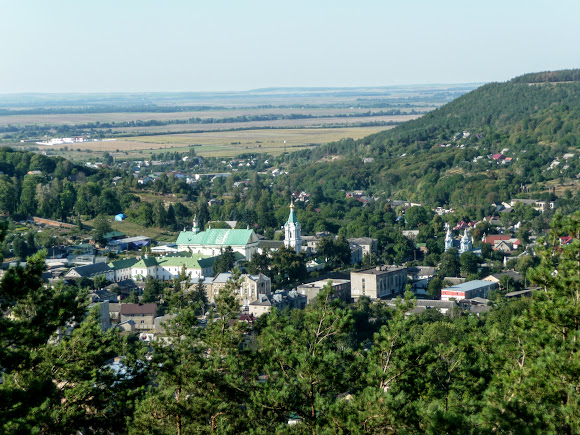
xmin=445 ymin=280 xmax=497 ymax=292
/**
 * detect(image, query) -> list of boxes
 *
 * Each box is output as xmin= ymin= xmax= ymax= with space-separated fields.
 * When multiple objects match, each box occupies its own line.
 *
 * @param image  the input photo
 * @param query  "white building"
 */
xmin=284 ymin=201 xmax=302 ymax=255
xmin=176 ymin=223 xmax=260 ymax=261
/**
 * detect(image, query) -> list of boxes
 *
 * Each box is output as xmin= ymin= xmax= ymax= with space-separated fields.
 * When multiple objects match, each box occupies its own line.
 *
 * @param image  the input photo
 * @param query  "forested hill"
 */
xmin=282 ymin=69 xmax=580 ymax=208
xmin=298 ymin=69 xmax=580 ymax=160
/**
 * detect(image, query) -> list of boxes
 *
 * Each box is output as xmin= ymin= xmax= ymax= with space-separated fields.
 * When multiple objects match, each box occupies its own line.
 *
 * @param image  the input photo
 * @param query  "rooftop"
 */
xmin=176 ymin=229 xmax=256 ymax=246
xmin=120 ymin=303 xmax=157 ymax=315
xmin=353 ymin=265 xmax=406 ymax=276
xmin=443 ymin=280 xmax=498 ymax=292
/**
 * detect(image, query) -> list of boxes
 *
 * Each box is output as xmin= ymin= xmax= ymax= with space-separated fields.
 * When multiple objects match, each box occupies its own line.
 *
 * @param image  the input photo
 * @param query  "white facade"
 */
xmin=284 ymin=201 xmax=302 ymax=254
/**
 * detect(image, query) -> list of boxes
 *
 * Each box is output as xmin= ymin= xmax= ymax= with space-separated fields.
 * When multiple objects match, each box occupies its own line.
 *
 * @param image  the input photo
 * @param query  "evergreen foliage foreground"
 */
xmin=1 ymin=212 xmax=580 ymax=433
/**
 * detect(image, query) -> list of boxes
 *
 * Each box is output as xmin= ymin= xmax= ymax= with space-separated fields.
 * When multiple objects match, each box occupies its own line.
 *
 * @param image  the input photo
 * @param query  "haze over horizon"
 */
xmin=2 ymin=0 xmax=579 ymax=94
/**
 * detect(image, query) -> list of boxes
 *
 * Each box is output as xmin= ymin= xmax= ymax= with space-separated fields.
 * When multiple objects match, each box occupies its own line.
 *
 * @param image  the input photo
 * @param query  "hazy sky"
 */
xmin=1 ymin=0 xmax=579 ymax=93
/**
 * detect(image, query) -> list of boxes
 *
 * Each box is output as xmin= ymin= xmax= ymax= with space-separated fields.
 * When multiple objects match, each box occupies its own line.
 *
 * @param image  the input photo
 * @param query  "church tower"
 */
xmin=444 ymin=224 xmax=454 ymax=251
xmin=284 ymin=200 xmax=302 ymax=254
xmin=459 ymin=228 xmax=472 ymax=254
xmin=192 ymin=215 xmax=199 ymax=235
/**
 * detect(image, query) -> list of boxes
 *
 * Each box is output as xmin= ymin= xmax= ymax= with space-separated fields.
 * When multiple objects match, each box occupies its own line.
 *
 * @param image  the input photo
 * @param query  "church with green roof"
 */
xmin=176 ymin=217 xmax=260 ymax=260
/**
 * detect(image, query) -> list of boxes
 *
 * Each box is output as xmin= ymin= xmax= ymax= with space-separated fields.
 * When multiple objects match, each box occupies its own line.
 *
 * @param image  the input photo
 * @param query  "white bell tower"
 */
xmin=284 ymin=200 xmax=302 ymax=254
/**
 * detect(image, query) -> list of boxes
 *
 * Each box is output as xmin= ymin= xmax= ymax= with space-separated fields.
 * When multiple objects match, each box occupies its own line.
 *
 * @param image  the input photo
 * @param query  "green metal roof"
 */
xmin=108 ymin=257 xmax=140 ymax=270
xmin=132 ymin=257 xmax=159 ymax=268
xmin=286 ymin=205 xmax=298 ymax=224
xmin=103 ymin=231 xmax=125 ymax=240
xmin=176 ymin=229 xmax=255 ymax=246
xmin=158 ymin=254 xmax=216 ymax=270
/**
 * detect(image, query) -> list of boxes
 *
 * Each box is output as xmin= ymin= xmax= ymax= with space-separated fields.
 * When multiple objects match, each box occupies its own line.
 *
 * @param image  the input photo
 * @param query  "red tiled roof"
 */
xmin=483 ymin=235 xmax=511 ymax=244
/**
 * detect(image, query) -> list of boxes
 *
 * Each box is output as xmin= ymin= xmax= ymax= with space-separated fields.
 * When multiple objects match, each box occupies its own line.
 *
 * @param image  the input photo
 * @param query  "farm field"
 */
xmin=0 ymin=107 xmax=427 ymax=127
xmin=100 ymin=114 xmax=420 ymax=135
xmin=46 ymin=126 xmax=393 ymax=159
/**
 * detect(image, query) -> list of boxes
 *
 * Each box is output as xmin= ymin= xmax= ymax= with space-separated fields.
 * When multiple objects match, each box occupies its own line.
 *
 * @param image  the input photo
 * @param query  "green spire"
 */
xmin=287 ymin=200 xmax=298 ymax=224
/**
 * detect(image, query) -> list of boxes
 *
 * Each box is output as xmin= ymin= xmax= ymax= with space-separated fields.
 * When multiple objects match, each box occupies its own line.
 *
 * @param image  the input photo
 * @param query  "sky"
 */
xmin=1 ymin=0 xmax=579 ymax=93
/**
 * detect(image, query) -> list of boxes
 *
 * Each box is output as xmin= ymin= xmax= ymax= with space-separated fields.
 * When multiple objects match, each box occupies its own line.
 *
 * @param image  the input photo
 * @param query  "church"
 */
xmin=283 ymin=200 xmax=302 ymax=255
xmin=175 ymin=201 xmax=302 ymax=261
xmin=176 ymin=217 xmax=260 ymax=260
xmin=444 ymin=225 xmax=479 ymax=255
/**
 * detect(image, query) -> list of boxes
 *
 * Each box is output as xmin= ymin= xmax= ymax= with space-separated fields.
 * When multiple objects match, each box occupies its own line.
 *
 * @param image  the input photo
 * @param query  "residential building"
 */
xmin=296 ymin=279 xmax=351 ymax=304
xmin=128 ymin=254 xmax=216 ymax=282
xmin=119 ymin=303 xmax=157 ymax=332
xmin=248 ymin=290 xmax=307 ymax=317
xmin=202 ymin=272 xmax=271 ymax=306
xmin=108 ymin=257 xmax=140 ymax=281
xmin=350 ymin=265 xmax=407 ymax=300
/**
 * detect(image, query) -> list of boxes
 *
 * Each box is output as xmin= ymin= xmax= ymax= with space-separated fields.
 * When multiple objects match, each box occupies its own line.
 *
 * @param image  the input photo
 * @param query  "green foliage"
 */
xmin=439 ymin=248 xmax=460 ymax=277
xmin=213 ymin=246 xmax=236 ymax=275
xmin=93 ymin=214 xmax=112 ymax=245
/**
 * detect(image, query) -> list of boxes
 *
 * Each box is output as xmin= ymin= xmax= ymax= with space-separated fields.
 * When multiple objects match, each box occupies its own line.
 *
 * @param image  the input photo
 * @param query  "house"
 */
xmin=138 ymin=176 xmax=153 ymax=185
xmin=349 ymin=243 xmax=363 ymax=264
xmin=483 ymin=271 xmax=523 ymax=288
xmin=407 ymin=266 xmax=437 ymax=293
xmin=65 ymin=263 xmax=113 ymax=281
xmin=202 ymin=272 xmax=271 ymax=306
xmin=248 ymin=290 xmax=307 ymax=318
xmin=505 ymin=289 xmax=533 ymax=299
xmin=492 ymin=153 xmax=505 ymax=161
xmin=350 ymin=266 xmax=407 ymax=300
xmin=509 ymin=198 xmax=557 ymax=212
xmin=348 ymin=237 xmax=378 ymax=258
xmin=109 ymin=303 xmax=122 ymax=323
xmin=482 ymin=234 xmax=512 ymax=245
xmin=441 ymin=280 xmax=498 ymax=301
xmin=296 ymin=279 xmax=351 ymax=304
xmin=306 ymin=258 xmax=325 ymax=272
xmin=119 ymin=303 xmax=157 ymax=332
xmin=103 ymin=231 xmax=126 ymax=243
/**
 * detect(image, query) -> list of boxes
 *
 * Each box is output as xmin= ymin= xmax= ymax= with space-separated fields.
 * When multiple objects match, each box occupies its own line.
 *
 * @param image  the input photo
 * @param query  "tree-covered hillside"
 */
xmin=280 ymin=69 xmax=580 ymax=208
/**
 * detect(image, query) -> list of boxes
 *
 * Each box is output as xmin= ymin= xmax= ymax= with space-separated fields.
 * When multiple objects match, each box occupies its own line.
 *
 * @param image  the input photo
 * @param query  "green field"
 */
xmin=42 ymin=126 xmax=393 ymax=160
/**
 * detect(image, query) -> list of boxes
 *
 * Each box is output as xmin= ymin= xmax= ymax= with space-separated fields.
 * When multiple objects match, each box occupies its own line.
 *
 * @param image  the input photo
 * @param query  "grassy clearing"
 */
xmin=83 ymin=217 xmax=178 ymax=243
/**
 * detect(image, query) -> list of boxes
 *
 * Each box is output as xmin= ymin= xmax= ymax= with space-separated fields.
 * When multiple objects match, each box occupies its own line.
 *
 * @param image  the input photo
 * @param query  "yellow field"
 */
xmin=50 ymin=126 xmax=394 ymax=158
